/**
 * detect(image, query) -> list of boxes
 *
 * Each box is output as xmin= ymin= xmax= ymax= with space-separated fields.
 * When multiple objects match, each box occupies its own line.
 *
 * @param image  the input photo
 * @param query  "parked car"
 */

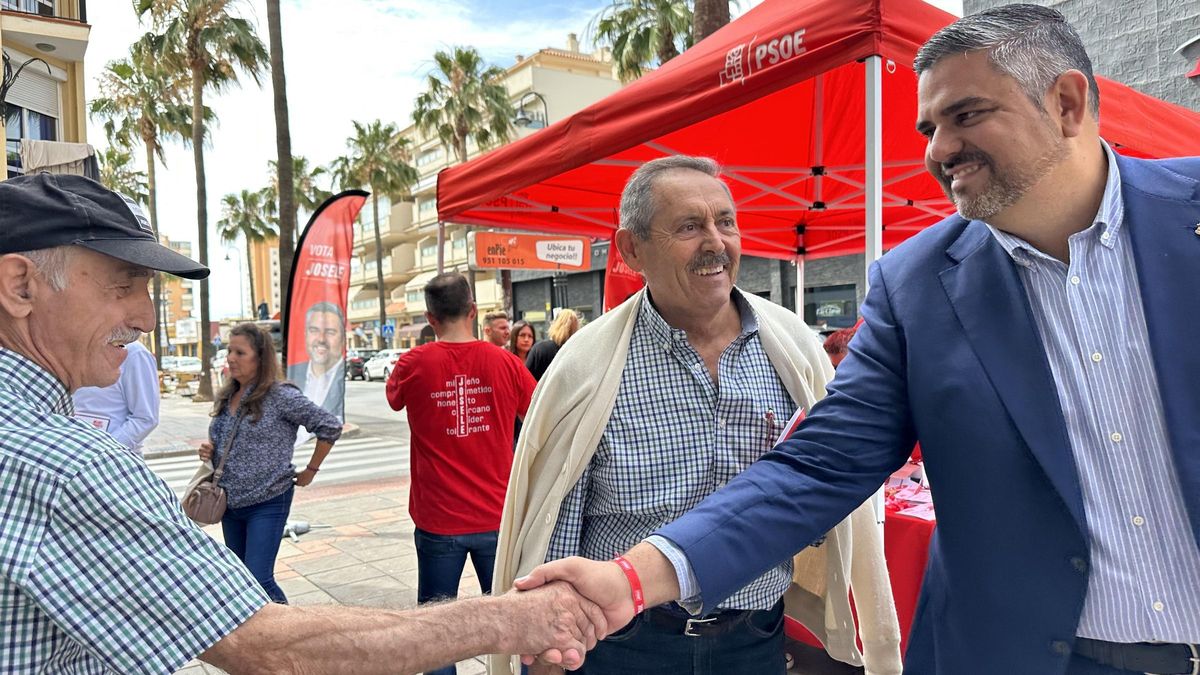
xmin=346 ymin=349 xmax=380 ymax=381
xmin=363 ymin=348 xmax=405 ymax=382
xmin=172 ymin=356 xmax=202 ymax=374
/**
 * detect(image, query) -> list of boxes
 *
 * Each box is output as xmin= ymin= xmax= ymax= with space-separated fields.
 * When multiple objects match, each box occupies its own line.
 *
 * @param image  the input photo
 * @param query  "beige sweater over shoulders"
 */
xmin=489 ymin=289 xmax=901 ymax=675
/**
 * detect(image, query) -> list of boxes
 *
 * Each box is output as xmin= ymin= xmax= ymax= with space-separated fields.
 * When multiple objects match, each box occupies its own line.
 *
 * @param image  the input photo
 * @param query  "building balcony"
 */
xmin=354 ymin=201 xmax=413 ymax=254
xmin=1 ymin=1 xmax=89 ymax=62
xmin=381 ymin=243 xmax=417 ymax=284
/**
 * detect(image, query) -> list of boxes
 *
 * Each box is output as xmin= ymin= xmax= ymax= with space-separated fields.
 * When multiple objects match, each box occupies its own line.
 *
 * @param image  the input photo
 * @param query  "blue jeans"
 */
xmin=221 ymin=487 xmax=293 ymax=604
xmin=579 ymin=602 xmax=787 ymax=675
xmin=414 ymin=528 xmax=498 ymax=675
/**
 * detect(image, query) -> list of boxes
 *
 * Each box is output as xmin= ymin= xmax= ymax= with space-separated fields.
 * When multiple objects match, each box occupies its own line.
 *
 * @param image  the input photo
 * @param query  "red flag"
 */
xmin=603 ymin=242 xmax=644 ymax=312
xmin=283 ymin=191 xmax=367 ymax=424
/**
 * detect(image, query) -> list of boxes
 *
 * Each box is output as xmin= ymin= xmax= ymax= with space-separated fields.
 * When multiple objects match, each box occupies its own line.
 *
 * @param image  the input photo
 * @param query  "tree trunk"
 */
xmin=192 ymin=67 xmax=214 ymax=402
xmin=371 ymin=194 xmax=388 ymax=349
xmin=692 ymin=0 xmax=730 ymax=44
xmin=144 ymin=142 xmax=164 ymax=371
xmin=657 ymin=26 xmax=680 ymax=65
xmin=501 ymin=269 xmax=513 ymax=315
xmin=245 ymin=238 xmax=256 ymax=317
xmin=267 ymin=0 xmax=295 ymax=368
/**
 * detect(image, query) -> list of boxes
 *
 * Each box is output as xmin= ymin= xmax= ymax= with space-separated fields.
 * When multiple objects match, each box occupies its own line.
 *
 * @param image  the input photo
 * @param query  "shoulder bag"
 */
xmin=182 ymin=407 xmax=246 ymax=525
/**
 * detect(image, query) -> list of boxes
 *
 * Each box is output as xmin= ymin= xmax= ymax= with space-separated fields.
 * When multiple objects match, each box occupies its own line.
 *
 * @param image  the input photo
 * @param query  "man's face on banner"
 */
xmin=306 ymin=309 xmax=345 ymax=372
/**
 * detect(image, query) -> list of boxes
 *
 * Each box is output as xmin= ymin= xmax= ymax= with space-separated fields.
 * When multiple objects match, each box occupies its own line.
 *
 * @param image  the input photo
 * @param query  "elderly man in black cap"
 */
xmin=0 ymin=174 xmax=606 ymax=675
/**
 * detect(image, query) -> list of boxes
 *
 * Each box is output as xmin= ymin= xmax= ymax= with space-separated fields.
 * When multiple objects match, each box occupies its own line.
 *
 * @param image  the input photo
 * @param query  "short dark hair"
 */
xmin=914 ymin=4 xmax=1099 ymax=117
xmin=425 ymin=273 xmax=473 ymax=322
xmin=306 ymin=301 xmax=346 ymax=331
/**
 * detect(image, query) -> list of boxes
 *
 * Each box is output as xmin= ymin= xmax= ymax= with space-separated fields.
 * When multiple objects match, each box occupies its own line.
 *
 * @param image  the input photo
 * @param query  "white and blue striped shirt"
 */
xmin=986 ymin=143 xmax=1200 ymax=643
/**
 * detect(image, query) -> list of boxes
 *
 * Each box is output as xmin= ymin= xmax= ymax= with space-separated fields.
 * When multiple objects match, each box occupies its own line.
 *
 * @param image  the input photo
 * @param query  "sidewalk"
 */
xmin=174 ymin=475 xmax=492 ymax=675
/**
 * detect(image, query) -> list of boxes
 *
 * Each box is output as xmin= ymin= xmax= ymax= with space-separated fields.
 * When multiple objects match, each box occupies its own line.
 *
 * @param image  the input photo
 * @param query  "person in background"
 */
xmin=386 ymin=273 xmax=537 ymax=675
xmin=525 ymin=309 xmax=581 ymax=381
xmin=508 ymin=320 xmax=537 ymax=363
xmin=483 ymin=310 xmax=511 ymax=348
xmin=822 ymin=325 xmax=858 ymax=368
xmin=507 ymin=320 xmax=539 ymax=447
xmin=73 ymin=338 xmax=160 ymax=454
xmin=198 ymin=322 xmax=341 ymax=604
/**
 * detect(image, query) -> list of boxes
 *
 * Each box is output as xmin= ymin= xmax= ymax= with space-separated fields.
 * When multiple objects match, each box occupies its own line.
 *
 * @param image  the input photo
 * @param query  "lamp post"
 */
xmin=513 ymin=91 xmax=549 ymax=129
xmin=225 ymin=249 xmax=247 ymax=318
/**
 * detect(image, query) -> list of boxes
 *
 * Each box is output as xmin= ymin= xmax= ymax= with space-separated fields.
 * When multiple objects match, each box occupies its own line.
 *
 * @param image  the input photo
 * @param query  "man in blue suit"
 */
xmin=516 ymin=5 xmax=1200 ymax=674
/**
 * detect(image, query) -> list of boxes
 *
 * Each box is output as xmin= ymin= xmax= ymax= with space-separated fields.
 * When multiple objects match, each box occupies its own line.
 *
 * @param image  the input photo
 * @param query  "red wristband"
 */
xmin=613 ymin=555 xmax=646 ymax=614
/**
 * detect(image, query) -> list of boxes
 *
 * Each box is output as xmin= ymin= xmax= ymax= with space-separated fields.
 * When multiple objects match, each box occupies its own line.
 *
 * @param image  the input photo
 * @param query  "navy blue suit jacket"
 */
xmin=657 ymin=154 xmax=1200 ymax=674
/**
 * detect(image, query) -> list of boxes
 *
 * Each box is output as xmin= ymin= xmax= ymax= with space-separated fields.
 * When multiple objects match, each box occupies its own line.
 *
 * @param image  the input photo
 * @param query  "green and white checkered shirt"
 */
xmin=0 ymin=349 xmax=268 ymax=674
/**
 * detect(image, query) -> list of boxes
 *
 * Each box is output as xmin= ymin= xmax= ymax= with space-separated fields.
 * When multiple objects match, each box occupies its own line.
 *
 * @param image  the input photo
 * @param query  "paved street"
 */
xmin=144 ymin=380 xmax=411 ymax=490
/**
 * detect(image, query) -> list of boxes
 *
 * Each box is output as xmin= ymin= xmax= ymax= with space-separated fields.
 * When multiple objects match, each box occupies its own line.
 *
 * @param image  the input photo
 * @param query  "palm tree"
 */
xmin=412 ymin=47 xmax=514 ymax=164
xmin=90 ymin=33 xmax=195 ymax=369
xmin=96 ymin=146 xmax=149 ymax=204
xmin=330 ymin=120 xmax=418 ymax=348
xmin=265 ymin=0 xmax=296 ymax=350
xmin=693 ymin=0 xmax=730 ymax=43
xmin=588 ymin=0 xmax=693 ymax=82
xmin=413 ymin=47 xmax=515 ymax=312
xmin=266 ymin=156 xmax=330 ymax=244
xmin=136 ymin=0 xmax=268 ymax=401
xmin=216 ymin=188 xmax=277 ymax=318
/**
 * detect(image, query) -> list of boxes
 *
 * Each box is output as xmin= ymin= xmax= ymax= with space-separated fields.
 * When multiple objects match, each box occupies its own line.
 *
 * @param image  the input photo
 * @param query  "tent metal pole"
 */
xmin=437 ymin=222 xmax=446 ymax=274
xmin=794 ymin=258 xmax=805 ymax=319
xmin=865 ymin=56 xmax=884 ymax=295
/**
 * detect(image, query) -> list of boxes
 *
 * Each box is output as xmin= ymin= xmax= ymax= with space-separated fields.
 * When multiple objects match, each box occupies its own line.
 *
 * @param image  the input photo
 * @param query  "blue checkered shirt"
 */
xmin=545 ymin=290 xmax=797 ymax=610
xmin=0 ymin=349 xmax=268 ymax=674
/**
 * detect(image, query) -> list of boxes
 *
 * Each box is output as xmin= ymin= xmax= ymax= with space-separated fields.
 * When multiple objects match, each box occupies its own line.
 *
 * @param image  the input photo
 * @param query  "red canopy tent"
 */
xmin=437 ymin=0 xmax=1200 ymax=295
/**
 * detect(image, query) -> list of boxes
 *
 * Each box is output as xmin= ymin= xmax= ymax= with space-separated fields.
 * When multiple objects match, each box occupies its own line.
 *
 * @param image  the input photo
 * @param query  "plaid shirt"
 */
xmin=0 ymin=349 xmax=267 ymax=674
xmin=545 ymin=291 xmax=797 ymax=610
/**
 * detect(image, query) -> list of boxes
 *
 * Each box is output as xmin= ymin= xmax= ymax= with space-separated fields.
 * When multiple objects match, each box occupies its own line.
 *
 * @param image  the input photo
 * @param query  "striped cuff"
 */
xmin=644 ymin=535 xmax=704 ymax=614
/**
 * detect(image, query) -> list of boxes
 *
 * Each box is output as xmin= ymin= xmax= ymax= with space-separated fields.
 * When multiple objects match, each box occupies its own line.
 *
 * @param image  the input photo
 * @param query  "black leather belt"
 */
xmin=645 ymin=604 xmax=777 ymax=638
xmin=1075 ymin=637 xmax=1200 ymax=675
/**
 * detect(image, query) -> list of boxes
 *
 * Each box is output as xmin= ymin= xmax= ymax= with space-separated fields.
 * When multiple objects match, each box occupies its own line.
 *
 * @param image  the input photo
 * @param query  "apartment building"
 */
xmin=158 ymin=238 xmax=200 ymax=357
xmin=249 ymin=236 xmax=282 ymax=319
xmin=346 ymin=35 xmax=622 ymax=348
xmin=2 ymin=0 xmax=90 ymax=179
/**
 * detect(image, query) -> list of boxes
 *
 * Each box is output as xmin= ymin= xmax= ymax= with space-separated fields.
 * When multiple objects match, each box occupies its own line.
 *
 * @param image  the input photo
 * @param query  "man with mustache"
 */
xmin=492 ymin=156 xmax=900 ymax=675
xmin=517 ymin=5 xmax=1200 ymax=674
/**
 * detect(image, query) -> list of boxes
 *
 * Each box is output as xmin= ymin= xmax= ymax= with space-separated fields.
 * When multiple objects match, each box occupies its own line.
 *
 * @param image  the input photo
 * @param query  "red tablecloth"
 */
xmin=785 ymin=510 xmax=936 ymax=656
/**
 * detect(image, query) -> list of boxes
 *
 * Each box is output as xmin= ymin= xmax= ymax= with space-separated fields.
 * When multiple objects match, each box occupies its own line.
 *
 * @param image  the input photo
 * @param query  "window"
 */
xmin=406 ymin=290 xmax=421 ymax=303
xmin=452 ymin=238 xmax=466 ymax=251
xmin=1 ymin=0 xmax=55 ymax=16
xmin=418 ymin=199 xmax=437 ymax=217
xmin=5 ymin=104 xmax=58 ymax=176
xmin=420 ymin=243 xmax=438 ymax=259
xmin=417 ymin=148 xmax=443 ymax=168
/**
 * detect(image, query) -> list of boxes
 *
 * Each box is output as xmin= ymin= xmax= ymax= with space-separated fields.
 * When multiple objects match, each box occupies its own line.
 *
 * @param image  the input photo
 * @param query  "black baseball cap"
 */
xmin=0 ymin=173 xmax=209 ymax=280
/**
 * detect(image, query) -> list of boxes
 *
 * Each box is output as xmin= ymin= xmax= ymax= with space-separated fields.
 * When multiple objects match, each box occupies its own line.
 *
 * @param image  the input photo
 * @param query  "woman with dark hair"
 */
xmin=197 ymin=322 xmax=342 ymax=603
xmin=506 ymin=320 xmax=536 ymax=363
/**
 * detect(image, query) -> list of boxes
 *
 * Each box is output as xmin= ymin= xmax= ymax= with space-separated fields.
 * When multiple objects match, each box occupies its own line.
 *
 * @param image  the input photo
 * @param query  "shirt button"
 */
xmin=1132 ymin=515 xmax=1145 ymax=527
xmin=718 ymin=419 xmax=726 ymax=429
xmin=1070 ymin=275 xmax=1081 ymax=285
xmin=1152 ymin=601 xmax=1165 ymax=612
xmin=1050 ymin=640 xmax=1071 ymax=656
xmin=1110 ymin=432 xmax=1123 ymax=443
xmin=1090 ymin=352 xmax=1103 ymax=363
xmin=1069 ymin=557 xmax=1088 ymax=574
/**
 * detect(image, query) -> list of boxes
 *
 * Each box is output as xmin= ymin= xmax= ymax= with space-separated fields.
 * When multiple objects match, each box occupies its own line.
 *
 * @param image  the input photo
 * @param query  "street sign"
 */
xmin=381 ymin=324 xmax=395 ymax=338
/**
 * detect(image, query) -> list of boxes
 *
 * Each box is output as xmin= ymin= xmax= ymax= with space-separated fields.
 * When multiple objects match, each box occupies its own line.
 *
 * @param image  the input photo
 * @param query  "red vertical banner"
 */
xmin=603 ymin=241 xmax=644 ymax=312
xmin=283 ymin=190 xmax=367 ymax=425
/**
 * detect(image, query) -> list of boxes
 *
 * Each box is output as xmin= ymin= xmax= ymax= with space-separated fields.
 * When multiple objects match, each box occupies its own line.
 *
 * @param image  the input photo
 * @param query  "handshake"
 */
xmin=498 ymin=544 xmax=678 ymax=671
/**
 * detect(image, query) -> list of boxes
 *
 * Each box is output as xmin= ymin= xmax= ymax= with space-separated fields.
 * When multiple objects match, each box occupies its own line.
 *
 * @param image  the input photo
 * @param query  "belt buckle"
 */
xmin=1145 ymin=643 xmax=1200 ymax=675
xmin=683 ymin=616 xmax=717 ymax=637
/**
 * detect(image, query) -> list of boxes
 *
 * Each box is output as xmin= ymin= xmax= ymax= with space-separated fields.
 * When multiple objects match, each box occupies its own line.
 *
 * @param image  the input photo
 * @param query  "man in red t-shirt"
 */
xmin=386 ymin=273 xmax=535 ymax=675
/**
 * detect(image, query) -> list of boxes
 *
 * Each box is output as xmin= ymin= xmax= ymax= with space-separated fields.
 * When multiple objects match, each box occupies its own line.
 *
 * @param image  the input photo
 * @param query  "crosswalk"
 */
xmin=146 ymin=435 xmax=409 ymax=495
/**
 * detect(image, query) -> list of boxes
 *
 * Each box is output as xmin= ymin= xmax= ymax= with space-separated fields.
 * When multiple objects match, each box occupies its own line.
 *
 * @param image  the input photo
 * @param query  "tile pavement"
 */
xmin=174 ymin=476 xmax=492 ymax=675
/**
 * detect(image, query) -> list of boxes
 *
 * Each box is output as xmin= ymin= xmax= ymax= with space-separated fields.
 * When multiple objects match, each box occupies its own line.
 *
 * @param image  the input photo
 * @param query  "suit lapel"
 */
xmin=1119 ymin=155 xmax=1200 ymax=535
xmin=939 ymin=221 xmax=1087 ymax=528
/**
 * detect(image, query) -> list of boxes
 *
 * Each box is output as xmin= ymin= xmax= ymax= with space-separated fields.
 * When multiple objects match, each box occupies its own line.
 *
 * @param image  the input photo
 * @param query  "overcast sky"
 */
xmin=83 ymin=0 xmax=962 ymax=321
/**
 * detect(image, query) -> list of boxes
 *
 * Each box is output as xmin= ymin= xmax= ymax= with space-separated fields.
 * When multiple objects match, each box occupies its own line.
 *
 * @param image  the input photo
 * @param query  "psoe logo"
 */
xmin=719 ymin=28 xmax=807 ymax=87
